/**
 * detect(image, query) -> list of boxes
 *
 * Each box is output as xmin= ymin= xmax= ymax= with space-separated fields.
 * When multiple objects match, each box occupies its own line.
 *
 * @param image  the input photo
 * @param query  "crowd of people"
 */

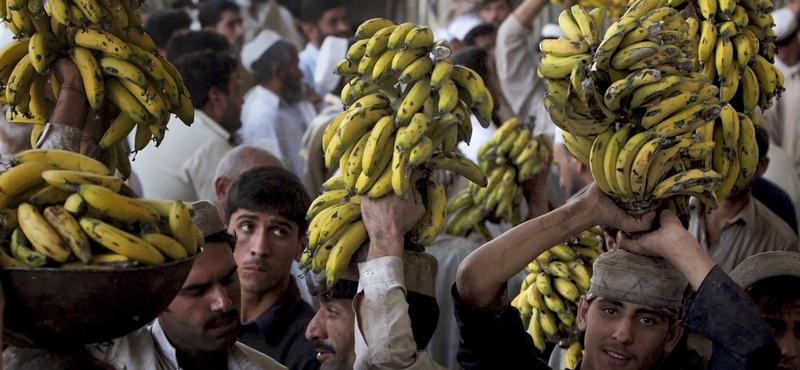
xmin=0 ymin=0 xmax=800 ymax=369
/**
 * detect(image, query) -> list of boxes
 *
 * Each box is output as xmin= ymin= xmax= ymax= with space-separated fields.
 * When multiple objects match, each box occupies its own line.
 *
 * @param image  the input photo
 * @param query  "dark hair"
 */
xmin=477 ymin=0 xmax=512 ymax=8
xmin=205 ymin=230 xmax=238 ymax=251
xmin=172 ymin=49 xmax=238 ymax=108
xmin=464 ymin=23 xmax=496 ymax=46
xmin=450 ymin=46 xmax=489 ymax=81
xmin=145 ymin=9 xmax=192 ymax=49
xmin=251 ymin=40 xmax=296 ymax=83
xmin=198 ymin=0 xmax=240 ymax=28
xmin=299 ymin=0 xmax=344 ymax=24
xmin=747 ymin=275 xmax=800 ymax=315
xmin=224 ymin=165 xmax=312 ymax=236
xmin=166 ymin=30 xmax=230 ymax=61
xmin=754 ymin=124 xmax=769 ymax=161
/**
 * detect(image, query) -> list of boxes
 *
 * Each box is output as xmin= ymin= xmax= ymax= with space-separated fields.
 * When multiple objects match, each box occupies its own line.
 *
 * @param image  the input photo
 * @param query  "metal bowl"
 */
xmin=1 ymin=254 xmax=198 ymax=348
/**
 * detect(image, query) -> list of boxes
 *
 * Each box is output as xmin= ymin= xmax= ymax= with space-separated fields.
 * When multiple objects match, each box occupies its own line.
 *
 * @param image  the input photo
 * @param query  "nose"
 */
xmin=210 ymin=284 xmax=235 ymax=312
xmin=777 ymin=333 xmax=797 ymax=360
xmin=305 ymin=311 xmax=325 ymax=341
xmin=249 ymin=230 xmax=272 ymax=257
xmin=611 ymin=318 xmax=634 ymax=345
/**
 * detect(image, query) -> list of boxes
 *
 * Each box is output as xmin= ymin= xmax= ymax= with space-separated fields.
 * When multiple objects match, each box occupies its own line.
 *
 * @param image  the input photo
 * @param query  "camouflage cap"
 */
xmin=190 ymin=200 xmax=227 ymax=237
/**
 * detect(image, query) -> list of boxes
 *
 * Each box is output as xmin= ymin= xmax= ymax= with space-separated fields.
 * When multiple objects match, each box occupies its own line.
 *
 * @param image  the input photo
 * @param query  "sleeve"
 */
xmin=681 ymin=266 xmax=781 ymax=370
xmin=495 ymin=14 xmax=541 ymax=121
xmin=452 ymin=283 xmax=551 ymax=370
xmin=353 ymin=257 xmax=447 ymax=370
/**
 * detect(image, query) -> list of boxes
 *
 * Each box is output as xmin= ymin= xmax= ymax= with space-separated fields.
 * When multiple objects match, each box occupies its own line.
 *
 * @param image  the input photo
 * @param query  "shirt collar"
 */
xmin=246 ymin=277 xmax=305 ymax=341
xmin=192 ymin=109 xmax=231 ymax=141
xmin=689 ymin=196 xmax=757 ymax=233
xmin=302 ymin=43 xmax=319 ymax=57
xmin=152 ymin=318 xmax=257 ymax=369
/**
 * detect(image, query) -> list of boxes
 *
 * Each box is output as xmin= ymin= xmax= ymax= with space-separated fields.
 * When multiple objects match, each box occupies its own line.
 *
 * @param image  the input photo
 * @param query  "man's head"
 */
xmin=242 ymin=31 xmax=304 ymax=103
xmin=731 ymin=251 xmax=800 ymax=370
xmin=166 ymin=30 xmax=230 ymax=61
xmin=305 ymin=249 xmax=439 ymax=370
xmin=159 ymin=201 xmax=241 ymax=354
xmin=145 ymin=9 xmax=192 ymax=57
xmin=214 ymin=144 xmax=283 ymax=215
xmin=225 ymin=166 xmax=311 ymax=302
xmin=476 ymin=0 xmax=512 ymax=28
xmin=553 ymin=139 xmax=594 ymax=196
xmin=577 ymin=250 xmax=688 ymax=370
xmin=463 ymin=23 xmax=496 ymax=54
xmin=773 ymin=7 xmax=800 ymax=51
xmin=199 ymin=0 xmax=244 ymax=51
xmin=299 ymin=0 xmax=350 ymax=48
xmin=173 ymin=50 xmax=242 ymax=134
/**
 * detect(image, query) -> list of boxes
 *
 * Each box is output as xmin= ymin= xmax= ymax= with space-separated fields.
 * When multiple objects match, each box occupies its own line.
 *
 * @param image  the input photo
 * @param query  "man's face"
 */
xmin=553 ymin=144 xmax=583 ymax=196
xmin=305 ymin=297 xmax=357 ymax=370
xmin=281 ymin=47 xmax=304 ymax=104
xmin=159 ymin=242 xmax=241 ymax=353
xmin=478 ymin=0 xmax=511 ymax=28
xmin=578 ymin=297 xmax=680 ymax=370
xmin=317 ymin=6 xmax=351 ymax=41
xmin=219 ymin=67 xmax=244 ymax=133
xmin=229 ymin=209 xmax=303 ymax=298
xmin=213 ymin=10 xmax=244 ymax=51
xmin=758 ymin=297 xmax=800 ymax=370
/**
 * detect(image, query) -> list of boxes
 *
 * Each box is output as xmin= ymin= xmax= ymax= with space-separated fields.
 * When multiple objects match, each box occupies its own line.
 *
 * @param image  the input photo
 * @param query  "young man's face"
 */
xmin=578 ymin=297 xmax=682 ymax=370
xmin=229 ymin=209 xmax=304 ymax=298
xmin=213 ymin=10 xmax=244 ymax=51
xmin=317 ymin=6 xmax=351 ymax=41
xmin=159 ymin=242 xmax=241 ymax=353
xmin=757 ymin=297 xmax=800 ymax=370
xmin=305 ymin=297 xmax=357 ymax=370
xmin=478 ymin=0 xmax=511 ymax=28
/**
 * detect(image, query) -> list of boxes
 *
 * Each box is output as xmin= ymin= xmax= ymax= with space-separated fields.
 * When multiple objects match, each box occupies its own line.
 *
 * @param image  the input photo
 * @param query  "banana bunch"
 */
xmin=512 ymin=227 xmax=603 ymax=355
xmin=0 ymin=0 xmax=194 ymax=154
xmin=0 ymin=149 xmax=202 ymax=269
xmin=549 ymin=0 xmax=625 ymax=21
xmin=302 ymin=18 xmax=494 ymax=286
xmin=445 ymin=118 xmax=553 ymax=240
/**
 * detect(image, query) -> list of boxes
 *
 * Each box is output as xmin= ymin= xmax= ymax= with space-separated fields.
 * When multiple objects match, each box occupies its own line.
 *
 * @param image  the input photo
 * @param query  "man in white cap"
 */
xmin=239 ymin=30 xmax=317 ymax=179
xmin=297 ymin=0 xmax=350 ymax=97
xmin=731 ymin=251 xmax=800 ymax=370
xmin=87 ymin=201 xmax=287 ymax=370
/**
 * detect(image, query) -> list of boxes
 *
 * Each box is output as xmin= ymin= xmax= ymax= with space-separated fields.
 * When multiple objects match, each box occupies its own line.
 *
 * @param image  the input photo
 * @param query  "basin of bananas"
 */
xmin=511 ymin=227 xmax=603 ymax=369
xmin=302 ymin=18 xmax=494 ymax=286
xmin=0 ymin=0 xmax=194 ymax=153
xmin=540 ymin=0 xmax=780 ymax=216
xmin=446 ymin=117 xmax=553 ymax=239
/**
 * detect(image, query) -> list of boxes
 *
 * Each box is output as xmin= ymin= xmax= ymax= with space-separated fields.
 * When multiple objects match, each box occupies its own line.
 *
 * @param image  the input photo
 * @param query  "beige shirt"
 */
xmin=130 ymin=111 xmax=233 ymax=202
xmin=87 ymin=318 xmax=286 ymax=370
xmin=495 ymin=15 xmax=557 ymax=139
xmin=354 ymin=257 xmax=447 ymax=370
xmin=301 ymin=94 xmax=343 ymax=197
xmin=762 ymin=62 xmax=800 ymax=178
xmin=688 ymin=197 xmax=799 ymax=272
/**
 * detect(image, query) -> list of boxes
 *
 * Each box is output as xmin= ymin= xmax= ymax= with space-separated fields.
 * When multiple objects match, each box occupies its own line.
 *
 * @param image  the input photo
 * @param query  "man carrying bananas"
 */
xmin=731 ymin=251 xmax=800 ymax=370
xmin=87 ymin=201 xmax=287 ymax=370
xmin=454 ymin=185 xmax=780 ymax=369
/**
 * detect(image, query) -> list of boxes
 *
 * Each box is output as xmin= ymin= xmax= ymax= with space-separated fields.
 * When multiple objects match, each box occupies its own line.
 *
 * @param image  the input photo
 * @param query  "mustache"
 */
xmin=242 ymin=258 xmax=266 ymax=269
xmin=312 ymin=340 xmax=336 ymax=354
xmin=205 ymin=310 xmax=239 ymax=329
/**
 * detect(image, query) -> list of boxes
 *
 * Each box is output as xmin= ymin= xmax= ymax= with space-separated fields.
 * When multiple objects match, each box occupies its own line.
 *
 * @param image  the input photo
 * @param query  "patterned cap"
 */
xmin=190 ymin=200 xmax=227 ymax=237
xmin=730 ymin=251 xmax=800 ymax=290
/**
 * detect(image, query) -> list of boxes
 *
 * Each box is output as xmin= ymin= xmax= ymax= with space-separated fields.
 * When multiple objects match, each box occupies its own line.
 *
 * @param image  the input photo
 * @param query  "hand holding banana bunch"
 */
xmin=446 ymin=118 xmax=553 ymax=240
xmin=0 ymin=0 xmax=194 ymax=157
xmin=541 ymin=0 xmax=781 ymax=216
xmin=511 ymin=227 xmax=603 ymax=368
xmin=0 ymin=149 xmax=202 ymax=269
xmin=302 ymin=18 xmax=495 ymax=286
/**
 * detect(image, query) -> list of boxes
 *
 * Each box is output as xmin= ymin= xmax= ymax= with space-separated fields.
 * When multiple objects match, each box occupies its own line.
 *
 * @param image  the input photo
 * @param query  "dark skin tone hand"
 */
xmin=49 ymin=58 xmax=89 ymax=130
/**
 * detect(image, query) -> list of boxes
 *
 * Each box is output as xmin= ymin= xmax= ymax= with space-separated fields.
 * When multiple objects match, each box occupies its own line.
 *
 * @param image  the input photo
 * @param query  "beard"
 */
xmin=282 ymin=73 xmax=304 ymax=104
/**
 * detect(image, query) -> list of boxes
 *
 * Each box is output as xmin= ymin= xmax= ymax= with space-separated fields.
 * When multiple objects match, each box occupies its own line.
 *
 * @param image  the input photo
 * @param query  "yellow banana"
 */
xmin=18 ymin=202 xmax=71 ymax=262
xmin=79 ymin=184 xmax=159 ymax=224
xmin=80 ymin=217 xmax=164 ymax=265
xmin=43 ymin=205 xmax=92 ymax=263
xmin=10 ymin=227 xmax=48 ymax=267
xmin=169 ymin=201 xmax=198 ymax=255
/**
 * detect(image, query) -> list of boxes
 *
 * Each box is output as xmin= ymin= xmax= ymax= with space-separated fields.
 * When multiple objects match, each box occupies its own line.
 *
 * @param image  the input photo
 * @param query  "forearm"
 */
xmin=50 ymin=83 xmax=88 ymax=130
xmin=662 ymin=232 xmax=715 ymax=290
xmin=514 ymin=0 xmax=549 ymax=26
xmin=457 ymin=199 xmax=596 ymax=307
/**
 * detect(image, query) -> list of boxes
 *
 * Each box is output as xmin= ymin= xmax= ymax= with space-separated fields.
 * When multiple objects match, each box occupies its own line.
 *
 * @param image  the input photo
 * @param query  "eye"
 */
xmin=271 ymin=227 xmax=290 ymax=237
xmin=639 ymin=316 xmax=656 ymax=326
xmin=327 ymin=308 xmax=339 ymax=318
xmin=602 ymin=307 xmax=618 ymax=316
xmin=237 ymin=222 xmax=253 ymax=233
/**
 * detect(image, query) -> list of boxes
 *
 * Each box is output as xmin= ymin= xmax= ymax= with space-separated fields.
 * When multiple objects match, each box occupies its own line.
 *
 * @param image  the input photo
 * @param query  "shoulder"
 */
xmin=753 ymin=199 xmax=798 ymax=242
xmin=234 ymin=342 xmax=288 ymax=370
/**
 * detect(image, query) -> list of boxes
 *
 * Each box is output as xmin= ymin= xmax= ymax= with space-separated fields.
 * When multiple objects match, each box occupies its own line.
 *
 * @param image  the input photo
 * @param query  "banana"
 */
xmin=317 ymin=202 xmax=362 ymax=247
xmin=544 ymin=291 xmax=566 ymax=314
xmin=449 ymin=65 xmax=487 ymax=107
xmin=629 ymin=75 xmax=683 ymax=109
xmin=570 ymin=263 xmax=592 ymax=291
xmin=6 ymin=56 xmax=36 ymax=106
xmin=539 ymin=38 xmax=590 ymax=57
xmin=388 ymin=23 xmax=416 ymax=50
xmin=698 ymin=0 xmax=717 ymax=19
xmin=436 ymin=79 xmax=459 ymax=117
xmin=566 ymin=342 xmax=583 ymax=370
xmin=117 ymin=78 xmax=167 ymax=119
xmin=430 ymin=58 xmax=453 ymax=89
xmin=398 ymin=56 xmax=433 ymax=84
xmin=536 ymin=272 xmax=553 ymax=296
xmin=10 ymin=227 xmax=48 ymax=267
xmin=98 ymin=56 xmax=148 ymax=89
xmin=325 ymin=223 xmax=368 ymax=285
xmin=395 ymin=78 xmax=431 ymax=125
xmin=589 ymin=129 xmax=616 ymax=195
xmin=589 ymin=7 xmax=607 ymax=33
xmin=391 ymin=47 xmax=427 ymax=72
xmin=752 ymin=55 xmax=777 ymax=95
xmin=718 ymin=63 xmax=739 ymax=103
xmin=28 ymin=31 xmax=57 ymax=74
xmin=80 ymin=217 xmax=164 ymax=265
xmin=732 ymin=34 xmax=752 ymax=67
xmin=554 ymin=277 xmax=581 ymax=302
xmin=391 ymin=147 xmax=411 ymax=197
xmin=558 ymin=9 xmax=584 ymax=42
xmin=43 ymin=205 xmax=92 ymax=263
xmin=604 ymin=68 xmax=661 ymax=111
xmin=79 ymin=184 xmax=159 ymax=224
xmin=74 ymin=28 xmax=132 ymax=60
xmin=18 ymin=202 xmax=71 ymax=262
xmin=366 ymin=164 xmax=394 ymax=199
xmin=650 ymin=104 xmax=720 ymax=138
xmin=561 ymin=130 xmax=593 ymax=166
xmin=715 ymin=36 xmax=734 ymax=80
xmin=614 ymin=131 xmax=655 ymax=200
xmin=396 ymin=113 xmax=431 ymax=150
xmin=142 ymin=233 xmax=188 ymax=260
xmin=346 ymin=39 xmax=369 ymax=62
xmin=641 ymin=91 xmax=699 ymax=128
xmin=370 ymin=49 xmax=399 ymax=81
xmin=0 ymin=161 xmax=60 ymax=209
xmin=740 ymin=65 xmax=759 ymax=113
xmin=651 ymin=168 xmax=723 ymax=199
xmin=610 ymin=40 xmax=659 ymax=70
xmin=408 ymin=136 xmax=434 ymax=167
xmin=355 ymin=18 xmax=396 ymax=40
xmin=105 ymin=78 xmax=153 ymax=126
xmin=595 ymin=16 xmax=641 ymax=70
xmin=415 ymin=175 xmax=446 ymax=245
xmin=629 ymin=136 xmax=666 ymax=200
xmin=330 ymin=106 xmax=388 ymax=168
xmin=571 ymin=5 xmax=597 ymax=45
xmin=538 ymin=54 xmax=591 ymax=79
xmin=169 ymin=201 xmax=198 ymax=255
xmin=361 ymin=116 xmax=394 ymax=176
xmin=428 ymin=152 xmax=488 ymax=187
xmin=364 ymin=24 xmax=396 ymax=57
xmin=626 ymin=44 xmax=682 ymax=70
xmin=645 ymin=137 xmax=694 ymax=194
xmin=733 ymin=113 xmax=758 ymax=194
xmin=698 ymin=20 xmax=718 ymax=63
xmin=402 ymin=26 xmax=433 ymax=50
xmin=529 ymin=311 xmax=547 ymax=352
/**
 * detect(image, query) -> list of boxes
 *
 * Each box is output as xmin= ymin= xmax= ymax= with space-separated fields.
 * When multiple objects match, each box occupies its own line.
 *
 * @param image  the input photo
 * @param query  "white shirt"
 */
xmin=87 ymin=318 xmax=286 ymax=370
xmin=299 ymin=43 xmax=326 ymax=96
xmin=130 ymin=110 xmax=232 ymax=202
xmin=238 ymin=85 xmax=316 ymax=178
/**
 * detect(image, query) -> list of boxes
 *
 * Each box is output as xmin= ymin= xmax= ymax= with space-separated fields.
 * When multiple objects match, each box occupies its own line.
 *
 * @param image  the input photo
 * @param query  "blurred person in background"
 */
xmin=166 ymin=30 xmax=231 ymax=61
xmin=750 ymin=125 xmax=799 ymax=234
xmin=238 ymin=0 xmax=304 ymax=49
xmin=476 ymin=0 xmax=512 ymax=28
xmin=199 ymin=0 xmax=245 ymax=52
xmin=298 ymin=0 xmax=350 ymax=97
xmin=145 ymin=9 xmax=192 ymax=57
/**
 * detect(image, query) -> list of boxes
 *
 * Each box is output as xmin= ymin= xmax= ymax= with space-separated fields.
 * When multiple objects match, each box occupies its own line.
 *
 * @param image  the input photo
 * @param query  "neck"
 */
xmin=240 ymin=275 xmax=290 ymax=323
xmin=259 ymin=80 xmax=282 ymax=100
xmin=704 ymin=192 xmax=751 ymax=241
xmin=175 ymin=347 xmax=228 ymax=370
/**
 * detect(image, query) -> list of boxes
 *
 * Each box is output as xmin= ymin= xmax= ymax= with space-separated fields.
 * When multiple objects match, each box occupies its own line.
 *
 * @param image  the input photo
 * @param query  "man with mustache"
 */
xmin=297 ymin=0 xmax=350 ymax=97
xmin=224 ymin=166 xmax=319 ymax=370
xmin=87 ymin=201 xmax=286 ymax=370
xmin=732 ymin=251 xmax=800 ymax=370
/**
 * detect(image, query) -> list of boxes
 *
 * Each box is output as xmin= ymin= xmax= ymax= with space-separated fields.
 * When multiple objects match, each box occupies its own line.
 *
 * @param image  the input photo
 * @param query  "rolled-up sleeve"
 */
xmin=496 ymin=15 xmax=541 ymax=120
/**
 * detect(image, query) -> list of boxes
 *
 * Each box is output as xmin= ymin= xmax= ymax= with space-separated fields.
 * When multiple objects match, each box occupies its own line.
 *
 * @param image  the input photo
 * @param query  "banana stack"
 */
xmin=0 ymin=149 xmax=202 ymax=269
xmin=0 ymin=0 xmax=194 ymax=156
xmin=550 ymin=0 xmax=625 ymax=21
xmin=445 ymin=118 xmax=553 ymax=240
xmin=302 ymin=18 xmax=494 ymax=286
xmin=539 ymin=0 xmax=778 ymax=215
xmin=512 ymin=227 xmax=602 ymax=364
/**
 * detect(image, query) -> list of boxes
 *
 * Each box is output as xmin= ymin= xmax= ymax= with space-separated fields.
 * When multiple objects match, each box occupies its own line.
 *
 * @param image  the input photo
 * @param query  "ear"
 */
xmin=577 ymin=296 xmax=589 ymax=331
xmin=755 ymin=156 xmax=770 ymax=177
xmin=215 ymin=176 xmax=230 ymax=206
xmin=296 ymin=233 xmax=308 ymax=261
xmin=300 ymin=22 xmax=317 ymax=40
xmin=663 ymin=320 xmax=685 ymax=354
xmin=207 ymin=86 xmax=226 ymax=113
